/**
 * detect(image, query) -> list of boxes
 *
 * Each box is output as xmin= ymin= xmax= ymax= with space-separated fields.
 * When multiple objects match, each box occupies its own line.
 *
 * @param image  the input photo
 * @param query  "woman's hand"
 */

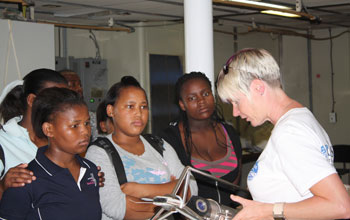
xmin=231 ymin=195 xmax=273 ymax=220
xmin=96 ymin=166 xmax=105 ymax=187
xmin=0 ymin=163 xmax=36 ymax=199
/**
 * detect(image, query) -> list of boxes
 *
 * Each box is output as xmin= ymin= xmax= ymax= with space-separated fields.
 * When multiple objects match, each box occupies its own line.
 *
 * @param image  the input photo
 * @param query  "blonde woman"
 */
xmin=216 ymin=48 xmax=350 ymax=220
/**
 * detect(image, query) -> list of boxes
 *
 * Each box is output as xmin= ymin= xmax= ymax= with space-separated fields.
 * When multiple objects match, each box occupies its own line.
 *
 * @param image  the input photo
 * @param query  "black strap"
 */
xmin=142 ymin=134 xmax=164 ymax=157
xmin=92 ymin=137 xmax=127 ymax=185
xmin=0 ymin=144 xmax=5 ymax=178
xmin=92 ymin=134 xmax=164 ymax=186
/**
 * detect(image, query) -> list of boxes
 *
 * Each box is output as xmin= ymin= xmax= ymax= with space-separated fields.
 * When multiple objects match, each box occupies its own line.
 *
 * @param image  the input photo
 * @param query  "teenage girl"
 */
xmin=0 ymin=69 xmax=104 ymax=200
xmin=0 ymin=87 xmax=101 ymax=220
xmin=59 ymin=69 xmax=98 ymax=141
xmin=86 ymin=76 xmax=197 ymax=220
xmin=160 ymin=72 xmax=243 ymax=207
xmin=0 ymin=69 xmax=68 ymax=198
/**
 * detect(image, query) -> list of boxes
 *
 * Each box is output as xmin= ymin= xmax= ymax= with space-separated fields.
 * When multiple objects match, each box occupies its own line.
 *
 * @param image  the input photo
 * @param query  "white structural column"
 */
xmin=184 ymin=0 xmax=214 ymax=88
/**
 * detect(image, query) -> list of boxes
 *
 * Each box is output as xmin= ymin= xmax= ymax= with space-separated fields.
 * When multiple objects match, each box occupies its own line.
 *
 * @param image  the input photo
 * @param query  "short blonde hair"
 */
xmin=216 ymin=48 xmax=281 ymax=103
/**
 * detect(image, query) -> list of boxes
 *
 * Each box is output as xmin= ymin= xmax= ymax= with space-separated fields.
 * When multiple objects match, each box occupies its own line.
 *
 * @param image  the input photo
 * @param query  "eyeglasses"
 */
xmin=222 ymin=49 xmax=254 ymax=75
xmin=222 ymin=54 xmax=236 ymax=75
xmin=216 ymin=54 xmax=236 ymax=90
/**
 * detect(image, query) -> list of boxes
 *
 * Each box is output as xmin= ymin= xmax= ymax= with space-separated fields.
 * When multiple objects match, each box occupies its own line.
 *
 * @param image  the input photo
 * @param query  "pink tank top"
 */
xmin=190 ymin=125 xmax=238 ymax=178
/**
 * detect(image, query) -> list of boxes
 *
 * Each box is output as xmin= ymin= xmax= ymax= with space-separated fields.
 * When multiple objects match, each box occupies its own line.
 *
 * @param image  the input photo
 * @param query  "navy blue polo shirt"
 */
xmin=0 ymin=146 xmax=102 ymax=220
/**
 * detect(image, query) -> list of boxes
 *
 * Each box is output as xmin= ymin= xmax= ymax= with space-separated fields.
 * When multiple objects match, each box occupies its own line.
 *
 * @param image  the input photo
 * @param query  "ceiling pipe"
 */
xmin=37 ymin=0 xmax=182 ymax=19
xmin=37 ymin=20 xmax=132 ymax=32
xmin=0 ymin=0 xmax=28 ymax=5
xmin=214 ymin=28 xmax=314 ymax=38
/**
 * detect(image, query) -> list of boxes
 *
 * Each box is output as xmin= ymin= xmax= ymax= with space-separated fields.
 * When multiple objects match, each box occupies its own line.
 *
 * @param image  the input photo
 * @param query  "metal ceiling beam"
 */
xmin=317 ymin=21 xmax=350 ymax=28
xmin=309 ymin=8 xmax=349 ymax=16
xmin=37 ymin=20 xmax=132 ymax=32
xmin=214 ymin=12 xmax=262 ymax=19
xmin=147 ymin=0 xmax=183 ymax=7
xmin=269 ymin=1 xmax=350 ymax=17
xmin=308 ymin=2 xmax=350 ymax=9
xmin=36 ymin=0 xmax=182 ymax=19
xmin=221 ymin=17 xmax=308 ymax=31
xmin=1 ymin=0 xmax=346 ymax=31
xmin=0 ymin=0 xmax=29 ymax=5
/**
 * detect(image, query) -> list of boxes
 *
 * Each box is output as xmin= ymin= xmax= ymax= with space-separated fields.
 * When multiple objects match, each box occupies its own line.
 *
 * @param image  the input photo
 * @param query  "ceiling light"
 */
xmin=226 ymin=0 xmax=290 ymax=10
xmin=213 ymin=0 xmax=318 ymax=21
xmin=261 ymin=10 xmax=301 ymax=18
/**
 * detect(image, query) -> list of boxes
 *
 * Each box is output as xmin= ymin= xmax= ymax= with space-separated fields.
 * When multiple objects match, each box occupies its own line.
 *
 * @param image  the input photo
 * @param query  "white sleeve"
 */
xmin=85 ymin=145 xmax=126 ymax=220
xmin=162 ymin=140 xmax=198 ymax=196
xmin=274 ymin=129 xmax=336 ymax=196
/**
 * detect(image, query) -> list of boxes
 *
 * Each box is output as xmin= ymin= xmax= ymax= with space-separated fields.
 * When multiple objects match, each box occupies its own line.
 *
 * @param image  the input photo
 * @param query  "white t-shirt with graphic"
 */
xmin=86 ymin=134 xmax=198 ymax=220
xmin=247 ymin=108 xmax=336 ymax=203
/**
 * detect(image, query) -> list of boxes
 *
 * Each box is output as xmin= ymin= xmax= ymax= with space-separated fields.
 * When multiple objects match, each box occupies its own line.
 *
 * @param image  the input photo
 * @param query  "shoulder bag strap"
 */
xmin=92 ymin=137 xmax=127 ymax=185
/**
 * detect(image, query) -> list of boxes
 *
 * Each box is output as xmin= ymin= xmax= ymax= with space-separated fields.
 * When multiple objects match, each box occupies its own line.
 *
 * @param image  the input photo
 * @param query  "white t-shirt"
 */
xmin=247 ymin=108 xmax=336 ymax=203
xmin=0 ymin=116 xmax=38 ymax=176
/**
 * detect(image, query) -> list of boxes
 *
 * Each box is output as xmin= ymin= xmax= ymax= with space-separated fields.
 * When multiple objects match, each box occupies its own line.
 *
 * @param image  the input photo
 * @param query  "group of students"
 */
xmin=0 ymin=67 xmax=240 ymax=219
xmin=0 ymin=48 xmax=349 ymax=220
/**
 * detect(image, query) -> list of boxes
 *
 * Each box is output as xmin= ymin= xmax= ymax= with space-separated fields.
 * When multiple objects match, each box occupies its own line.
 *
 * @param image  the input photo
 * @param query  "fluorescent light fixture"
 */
xmin=261 ymin=10 xmax=301 ymax=18
xmin=226 ymin=0 xmax=302 ymax=18
xmin=227 ymin=0 xmax=290 ymax=9
xmin=214 ymin=0 xmax=317 ymax=20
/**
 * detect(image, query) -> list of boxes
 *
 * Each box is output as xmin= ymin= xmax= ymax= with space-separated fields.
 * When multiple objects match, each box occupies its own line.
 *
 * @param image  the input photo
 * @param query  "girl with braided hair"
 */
xmin=160 ymin=71 xmax=243 ymax=207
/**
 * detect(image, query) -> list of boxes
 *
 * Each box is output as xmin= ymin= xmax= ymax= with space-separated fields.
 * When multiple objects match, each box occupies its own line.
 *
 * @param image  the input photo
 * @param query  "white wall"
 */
xmin=312 ymin=29 xmax=350 ymax=144
xmin=0 ymin=19 xmax=54 ymax=88
xmin=282 ymin=28 xmax=350 ymax=145
xmin=281 ymin=35 xmax=309 ymax=107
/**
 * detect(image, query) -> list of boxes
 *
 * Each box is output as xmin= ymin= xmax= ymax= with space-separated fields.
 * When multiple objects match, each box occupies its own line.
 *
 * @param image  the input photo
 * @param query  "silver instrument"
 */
xmin=150 ymin=166 xmax=247 ymax=220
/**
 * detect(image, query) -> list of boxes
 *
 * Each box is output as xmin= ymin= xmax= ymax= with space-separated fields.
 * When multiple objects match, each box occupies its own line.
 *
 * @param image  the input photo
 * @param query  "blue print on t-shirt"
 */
xmin=131 ymin=168 xmax=167 ymax=183
xmin=320 ymin=144 xmax=334 ymax=164
xmin=248 ymin=160 xmax=259 ymax=181
xmin=121 ymin=155 xmax=168 ymax=184
xmin=122 ymin=155 xmax=136 ymax=169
